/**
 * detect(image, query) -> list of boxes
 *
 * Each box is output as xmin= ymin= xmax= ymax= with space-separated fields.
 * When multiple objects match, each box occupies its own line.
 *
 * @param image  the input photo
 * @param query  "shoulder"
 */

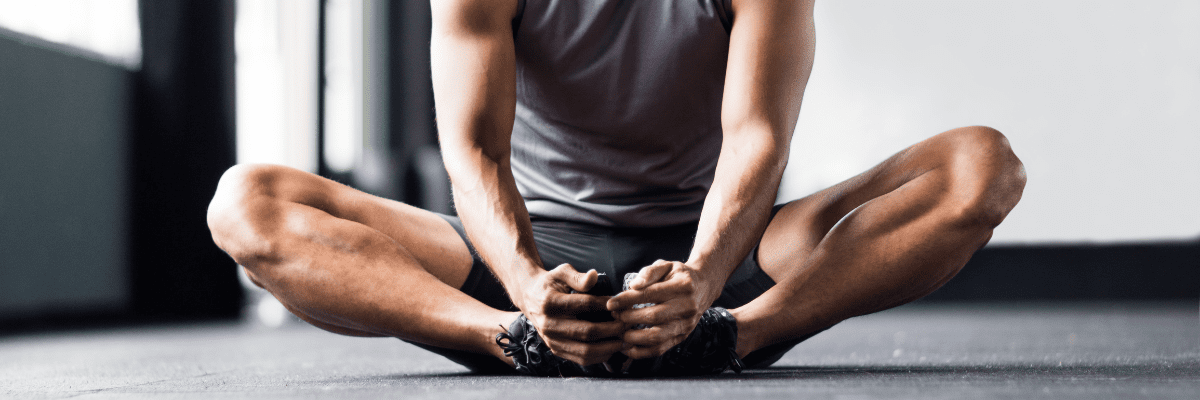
xmin=431 ymin=0 xmax=521 ymax=34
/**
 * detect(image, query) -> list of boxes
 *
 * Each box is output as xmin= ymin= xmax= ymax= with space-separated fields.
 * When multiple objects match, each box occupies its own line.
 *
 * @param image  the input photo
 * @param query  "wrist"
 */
xmin=506 ymin=266 xmax=546 ymax=311
xmin=683 ymin=259 xmax=727 ymax=309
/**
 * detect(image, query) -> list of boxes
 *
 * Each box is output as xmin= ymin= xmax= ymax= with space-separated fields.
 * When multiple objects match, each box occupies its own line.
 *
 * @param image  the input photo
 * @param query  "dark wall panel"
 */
xmin=926 ymin=241 xmax=1200 ymax=301
xmin=0 ymin=32 xmax=132 ymax=318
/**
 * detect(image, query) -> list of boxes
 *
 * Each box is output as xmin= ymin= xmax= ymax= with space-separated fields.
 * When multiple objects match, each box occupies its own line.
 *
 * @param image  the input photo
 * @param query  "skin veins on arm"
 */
xmin=688 ymin=0 xmax=816 ymax=299
xmin=608 ymin=0 xmax=816 ymax=360
xmin=430 ymin=0 xmax=542 ymax=305
xmin=431 ymin=0 xmax=626 ymax=366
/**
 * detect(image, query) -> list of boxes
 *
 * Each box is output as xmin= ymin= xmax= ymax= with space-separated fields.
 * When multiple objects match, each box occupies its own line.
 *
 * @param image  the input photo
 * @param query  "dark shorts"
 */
xmin=410 ymin=205 xmax=819 ymax=374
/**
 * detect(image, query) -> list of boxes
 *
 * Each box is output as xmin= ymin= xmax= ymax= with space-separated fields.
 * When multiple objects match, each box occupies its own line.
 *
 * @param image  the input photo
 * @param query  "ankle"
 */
xmin=487 ymin=312 xmax=521 ymax=365
xmin=728 ymin=308 xmax=761 ymax=359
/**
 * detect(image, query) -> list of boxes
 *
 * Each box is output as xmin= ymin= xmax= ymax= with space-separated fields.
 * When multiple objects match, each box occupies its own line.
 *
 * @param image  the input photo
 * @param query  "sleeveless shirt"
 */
xmin=510 ymin=0 xmax=733 ymax=227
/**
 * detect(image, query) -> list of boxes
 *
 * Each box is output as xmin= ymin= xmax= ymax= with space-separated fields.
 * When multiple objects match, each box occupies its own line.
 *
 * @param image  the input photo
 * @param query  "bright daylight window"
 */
xmin=0 ymin=0 xmax=141 ymax=68
xmin=235 ymin=0 xmax=320 ymax=172
xmin=322 ymin=0 xmax=366 ymax=173
xmin=235 ymin=0 xmax=367 ymax=175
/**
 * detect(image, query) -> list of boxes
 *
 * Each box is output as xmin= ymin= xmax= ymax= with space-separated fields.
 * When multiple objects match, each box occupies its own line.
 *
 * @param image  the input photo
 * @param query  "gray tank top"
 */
xmin=511 ymin=0 xmax=733 ymax=227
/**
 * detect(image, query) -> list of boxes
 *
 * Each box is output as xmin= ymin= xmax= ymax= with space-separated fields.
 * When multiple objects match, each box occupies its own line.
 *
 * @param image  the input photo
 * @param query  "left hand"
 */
xmin=606 ymin=260 xmax=722 ymax=359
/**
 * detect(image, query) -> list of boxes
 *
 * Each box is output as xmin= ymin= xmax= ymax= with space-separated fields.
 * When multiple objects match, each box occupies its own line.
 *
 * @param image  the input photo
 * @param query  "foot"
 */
xmin=626 ymin=307 xmax=745 ymax=376
xmin=495 ymin=314 xmax=614 ymax=377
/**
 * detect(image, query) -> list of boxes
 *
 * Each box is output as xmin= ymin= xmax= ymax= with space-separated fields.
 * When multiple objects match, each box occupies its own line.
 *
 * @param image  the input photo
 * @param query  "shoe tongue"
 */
xmin=510 ymin=314 xmax=531 ymax=336
xmin=622 ymin=273 xmax=654 ymax=310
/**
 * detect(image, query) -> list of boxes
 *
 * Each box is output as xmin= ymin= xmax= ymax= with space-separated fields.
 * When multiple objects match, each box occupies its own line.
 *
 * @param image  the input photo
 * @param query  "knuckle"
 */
xmin=580 ymin=346 xmax=601 ymax=360
xmin=646 ymin=309 xmax=667 ymax=323
xmin=644 ymin=328 xmax=667 ymax=343
xmin=528 ymin=301 xmax=548 ymax=315
xmin=682 ymin=302 xmax=699 ymax=317
xmin=543 ymin=340 xmax=563 ymax=355
xmin=579 ymin=325 xmax=597 ymax=340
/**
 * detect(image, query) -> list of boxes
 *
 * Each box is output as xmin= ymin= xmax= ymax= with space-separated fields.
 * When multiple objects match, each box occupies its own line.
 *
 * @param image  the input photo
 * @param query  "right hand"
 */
xmin=517 ymin=264 xmax=628 ymax=366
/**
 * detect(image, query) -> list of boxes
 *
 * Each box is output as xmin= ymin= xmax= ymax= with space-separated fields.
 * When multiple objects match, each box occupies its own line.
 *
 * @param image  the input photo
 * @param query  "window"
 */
xmin=0 ymin=0 xmax=141 ymax=68
xmin=234 ymin=0 xmax=320 ymax=172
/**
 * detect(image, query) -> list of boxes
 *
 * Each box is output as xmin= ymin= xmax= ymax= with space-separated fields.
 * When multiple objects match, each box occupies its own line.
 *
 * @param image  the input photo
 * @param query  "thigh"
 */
xmin=755 ymin=129 xmax=966 ymax=281
xmin=226 ymin=164 xmax=475 ymax=289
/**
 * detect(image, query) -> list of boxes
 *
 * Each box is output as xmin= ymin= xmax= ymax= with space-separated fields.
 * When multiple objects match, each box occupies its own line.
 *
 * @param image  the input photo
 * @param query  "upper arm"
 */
xmin=721 ymin=0 xmax=816 ymax=145
xmin=430 ymin=0 xmax=521 ymax=164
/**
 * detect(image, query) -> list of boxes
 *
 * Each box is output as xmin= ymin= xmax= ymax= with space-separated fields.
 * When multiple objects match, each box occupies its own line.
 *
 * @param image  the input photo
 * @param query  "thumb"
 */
xmin=630 ymin=260 xmax=672 ymax=290
xmin=556 ymin=264 xmax=597 ymax=293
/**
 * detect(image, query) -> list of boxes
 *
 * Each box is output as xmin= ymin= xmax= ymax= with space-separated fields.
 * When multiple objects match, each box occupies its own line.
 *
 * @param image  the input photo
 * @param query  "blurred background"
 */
xmin=0 ymin=0 xmax=1196 ymax=332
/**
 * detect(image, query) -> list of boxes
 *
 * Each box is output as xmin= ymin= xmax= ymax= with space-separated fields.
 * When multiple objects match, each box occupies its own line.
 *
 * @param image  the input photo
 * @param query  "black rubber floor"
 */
xmin=2 ymin=301 xmax=1197 ymax=399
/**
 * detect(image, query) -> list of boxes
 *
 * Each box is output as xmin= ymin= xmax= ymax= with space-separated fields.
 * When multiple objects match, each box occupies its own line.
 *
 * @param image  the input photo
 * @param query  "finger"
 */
xmin=608 ymin=280 xmax=693 ymax=310
xmin=546 ymin=292 xmax=609 ymax=315
xmin=539 ymin=319 xmax=627 ymax=342
xmin=614 ymin=301 xmax=694 ymax=326
xmin=552 ymin=264 xmax=598 ymax=293
xmin=621 ymin=325 xmax=670 ymax=346
xmin=630 ymin=260 xmax=672 ymax=290
xmin=545 ymin=338 xmax=626 ymax=366
xmin=620 ymin=325 xmax=685 ymax=359
xmin=624 ymin=342 xmax=678 ymax=360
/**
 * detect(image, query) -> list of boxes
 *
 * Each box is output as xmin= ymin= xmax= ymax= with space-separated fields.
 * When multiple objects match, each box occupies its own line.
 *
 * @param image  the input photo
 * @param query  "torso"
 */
xmin=510 ymin=0 xmax=734 ymax=227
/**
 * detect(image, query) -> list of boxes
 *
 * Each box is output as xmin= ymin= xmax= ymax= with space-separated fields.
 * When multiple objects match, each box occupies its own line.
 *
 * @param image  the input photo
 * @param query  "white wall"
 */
xmin=781 ymin=0 xmax=1200 ymax=244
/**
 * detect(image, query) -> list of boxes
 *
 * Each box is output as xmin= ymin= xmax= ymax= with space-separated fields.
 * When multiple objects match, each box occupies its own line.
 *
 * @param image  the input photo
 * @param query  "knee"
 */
xmin=208 ymin=164 xmax=284 ymax=227
xmin=207 ymin=164 xmax=290 ymax=265
xmin=941 ymin=126 xmax=1027 ymax=227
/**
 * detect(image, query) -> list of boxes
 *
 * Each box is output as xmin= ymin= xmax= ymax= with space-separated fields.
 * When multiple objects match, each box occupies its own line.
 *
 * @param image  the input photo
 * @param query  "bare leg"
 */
xmin=732 ymin=126 xmax=1027 ymax=357
xmin=206 ymin=164 xmax=517 ymax=362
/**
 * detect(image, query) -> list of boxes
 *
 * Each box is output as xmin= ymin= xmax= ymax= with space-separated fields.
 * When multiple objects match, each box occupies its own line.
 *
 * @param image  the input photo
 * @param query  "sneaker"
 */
xmin=496 ymin=314 xmax=611 ymax=377
xmin=626 ymin=307 xmax=745 ymax=376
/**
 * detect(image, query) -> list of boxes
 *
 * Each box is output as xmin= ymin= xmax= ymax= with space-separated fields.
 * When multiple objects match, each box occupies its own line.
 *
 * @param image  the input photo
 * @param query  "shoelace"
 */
xmin=497 ymin=311 xmax=743 ymax=376
xmin=496 ymin=320 xmax=570 ymax=376
xmin=495 ymin=329 xmax=521 ymax=358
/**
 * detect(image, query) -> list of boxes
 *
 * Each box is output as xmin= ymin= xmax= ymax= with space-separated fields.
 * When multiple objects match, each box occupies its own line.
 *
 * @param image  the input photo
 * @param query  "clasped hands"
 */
xmin=516 ymin=260 xmax=721 ymax=366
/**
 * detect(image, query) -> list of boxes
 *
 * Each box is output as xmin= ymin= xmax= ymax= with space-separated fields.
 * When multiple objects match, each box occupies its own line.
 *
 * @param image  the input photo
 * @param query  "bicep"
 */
xmin=721 ymin=0 xmax=815 ymax=142
xmin=430 ymin=0 xmax=519 ymax=164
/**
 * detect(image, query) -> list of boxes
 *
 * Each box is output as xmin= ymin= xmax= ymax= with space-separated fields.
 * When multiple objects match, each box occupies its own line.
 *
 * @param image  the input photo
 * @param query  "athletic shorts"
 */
xmin=408 ymin=205 xmax=821 ymax=373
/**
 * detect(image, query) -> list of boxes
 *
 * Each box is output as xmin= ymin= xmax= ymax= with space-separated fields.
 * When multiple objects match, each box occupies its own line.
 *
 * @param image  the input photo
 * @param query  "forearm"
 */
xmin=610 ymin=135 xmax=788 ymax=360
xmin=431 ymin=0 xmax=545 ymax=310
xmin=687 ymin=132 xmax=789 ymax=303
xmin=685 ymin=0 xmax=815 ymax=302
xmin=444 ymin=151 xmax=544 ymax=310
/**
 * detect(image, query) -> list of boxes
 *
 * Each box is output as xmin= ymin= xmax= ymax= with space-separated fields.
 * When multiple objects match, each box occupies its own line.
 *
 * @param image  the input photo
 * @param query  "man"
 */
xmin=207 ymin=0 xmax=1025 ymax=376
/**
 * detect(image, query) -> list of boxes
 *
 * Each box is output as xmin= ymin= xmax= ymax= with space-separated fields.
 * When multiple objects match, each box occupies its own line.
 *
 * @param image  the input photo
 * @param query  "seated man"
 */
xmin=206 ymin=0 xmax=1025 ymax=376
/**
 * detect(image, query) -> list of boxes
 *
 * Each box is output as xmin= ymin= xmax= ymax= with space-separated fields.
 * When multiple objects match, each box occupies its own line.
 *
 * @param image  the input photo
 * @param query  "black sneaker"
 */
xmin=626 ymin=307 xmax=745 ymax=376
xmin=497 ymin=314 xmax=614 ymax=377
